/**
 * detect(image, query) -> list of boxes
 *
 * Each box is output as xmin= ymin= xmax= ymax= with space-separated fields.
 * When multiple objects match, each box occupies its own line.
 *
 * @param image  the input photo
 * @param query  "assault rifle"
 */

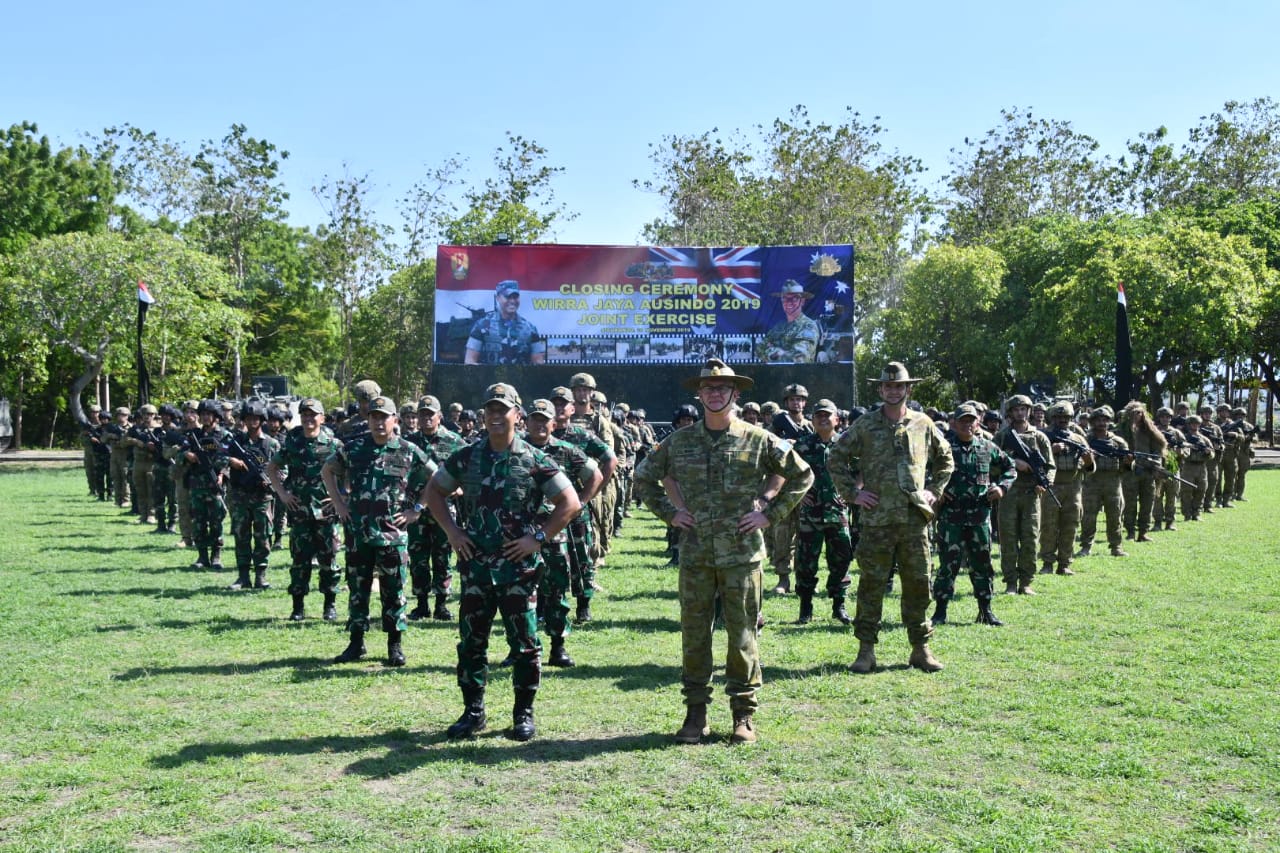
xmin=184 ymin=430 xmax=227 ymax=501
xmin=1131 ymin=450 xmax=1196 ymax=488
xmin=1001 ymin=428 xmax=1061 ymax=508
xmin=1043 ymin=427 xmax=1091 ymax=459
xmin=227 ymin=435 xmax=272 ymax=490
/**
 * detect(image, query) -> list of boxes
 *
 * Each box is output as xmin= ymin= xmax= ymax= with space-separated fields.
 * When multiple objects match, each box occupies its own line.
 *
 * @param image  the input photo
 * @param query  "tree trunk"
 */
xmin=13 ymin=372 xmax=23 ymax=450
xmin=69 ymin=357 xmax=104 ymax=428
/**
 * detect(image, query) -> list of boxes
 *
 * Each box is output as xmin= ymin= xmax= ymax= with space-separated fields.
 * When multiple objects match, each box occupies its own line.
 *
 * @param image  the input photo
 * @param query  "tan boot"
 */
xmin=909 ymin=643 xmax=944 ymax=672
xmin=674 ymin=703 xmax=709 ymax=744
xmin=730 ymin=712 xmax=757 ymax=745
xmin=849 ymin=641 xmax=877 ymax=674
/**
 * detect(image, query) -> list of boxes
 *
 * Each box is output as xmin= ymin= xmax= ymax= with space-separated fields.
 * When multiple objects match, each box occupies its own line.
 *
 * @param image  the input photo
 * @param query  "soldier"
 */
xmin=443 ymin=402 xmax=464 ymax=434
xmin=1119 ymin=401 xmax=1168 ymax=540
xmin=662 ymin=403 xmax=700 ymax=567
xmin=183 ymin=401 xmax=231 ymax=570
xmin=166 ymin=402 xmax=200 ymax=547
xmin=265 ymin=407 xmax=289 ymax=548
xmin=124 ymin=404 xmax=161 ymax=525
xmin=569 ymin=373 xmax=620 ymax=575
xmin=1152 ymin=407 xmax=1187 ymax=531
xmin=932 ymin=404 xmax=1016 ymax=626
xmin=760 ymin=280 xmax=820 ymax=363
xmin=829 ymin=362 xmax=952 ymax=674
xmin=1029 ymin=401 xmax=1047 ymax=430
xmin=769 ymin=383 xmax=812 ymax=595
xmin=522 ymin=398 xmax=603 ymax=667
xmin=1198 ymin=404 xmax=1225 ymax=514
xmin=88 ymin=410 xmax=113 ymax=501
xmin=993 ymin=395 xmax=1055 ymax=595
xmin=224 ymin=401 xmax=280 ymax=591
xmin=324 ymin=395 xmax=436 ymax=668
xmin=398 ymin=404 xmax=418 ymax=435
xmin=268 ymin=398 xmax=343 ymax=622
xmin=1226 ymin=406 xmax=1256 ymax=502
xmin=635 ymin=359 xmax=812 ymax=745
xmin=1171 ymin=401 xmax=1192 ymax=430
xmin=464 ymin=279 xmax=546 ymax=365
xmin=81 ymin=403 xmax=102 ymax=495
xmin=104 ymin=406 xmax=132 ymax=509
xmin=740 ymin=401 xmax=762 ymax=426
xmin=1078 ymin=406 xmax=1128 ymax=558
xmin=1179 ymin=416 xmax=1214 ymax=520
xmin=403 ymin=395 xmax=467 ymax=621
xmin=150 ymin=405 xmax=181 ymax=535
xmin=792 ymin=399 xmax=853 ymax=625
xmin=336 ymin=379 xmax=382 ymax=446
xmin=1039 ymin=402 xmax=1093 ymax=575
xmin=426 ymin=383 xmax=580 ymax=742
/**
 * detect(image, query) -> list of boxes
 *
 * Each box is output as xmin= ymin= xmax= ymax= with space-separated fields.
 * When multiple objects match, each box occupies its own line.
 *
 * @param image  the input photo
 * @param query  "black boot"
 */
xmin=191 ymin=547 xmax=209 ymax=570
xmin=254 ymin=567 xmax=270 ymax=589
xmin=447 ymin=687 xmax=487 ymax=739
xmin=510 ymin=689 xmax=536 ymax=741
xmin=548 ymin=636 xmax=575 ymax=667
xmin=333 ymin=629 xmax=366 ymax=662
xmin=832 ymin=597 xmax=852 ymax=625
xmin=386 ymin=629 xmax=406 ymax=667
xmin=976 ymin=597 xmax=1004 ymax=626
xmin=796 ymin=593 xmax=814 ymax=624
xmin=433 ymin=593 xmax=452 ymax=621
xmin=575 ymin=595 xmax=592 ymax=623
xmin=407 ymin=595 xmax=430 ymax=620
xmin=228 ymin=567 xmax=251 ymax=590
xmin=289 ymin=594 xmax=306 ymax=621
xmin=322 ymin=592 xmax=338 ymax=621
xmin=209 ymin=546 xmax=224 ymax=571
xmin=932 ymin=597 xmax=949 ymax=625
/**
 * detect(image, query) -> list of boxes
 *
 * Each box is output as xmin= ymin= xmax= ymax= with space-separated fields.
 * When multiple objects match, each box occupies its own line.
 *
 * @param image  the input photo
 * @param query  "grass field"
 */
xmin=0 ymin=465 xmax=1276 ymax=852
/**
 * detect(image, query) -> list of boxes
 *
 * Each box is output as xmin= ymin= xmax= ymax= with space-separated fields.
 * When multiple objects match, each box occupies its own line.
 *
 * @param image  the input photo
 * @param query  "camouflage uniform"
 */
xmin=151 ymin=420 xmax=180 ymax=533
xmin=551 ymin=419 xmax=614 ymax=605
xmin=1039 ymin=414 xmax=1089 ymax=573
xmin=271 ymin=422 xmax=342 ymax=605
xmin=993 ymin=418 xmax=1055 ymax=590
xmin=465 ymin=313 xmax=545 ymax=364
xmin=1119 ymin=415 xmax=1164 ymax=538
xmin=570 ymin=403 xmax=619 ymax=565
xmin=1216 ymin=411 xmax=1239 ymax=506
xmin=86 ymin=418 xmax=111 ymax=500
xmin=635 ymin=418 xmax=812 ymax=715
xmin=103 ymin=413 xmax=132 ymax=508
xmin=1180 ymin=421 xmax=1214 ymax=519
xmin=1154 ymin=418 xmax=1187 ymax=529
xmin=792 ymin=428 xmax=853 ymax=612
xmin=125 ymin=411 xmax=159 ymax=523
xmin=933 ymin=425 xmax=1015 ymax=605
xmin=760 ymin=314 xmax=820 ymax=363
xmin=769 ymin=404 xmax=813 ymax=588
xmin=404 ymin=422 xmax=468 ymax=613
xmin=1231 ymin=410 xmax=1255 ymax=500
xmin=1199 ymin=414 xmax=1225 ymax=512
xmin=1080 ymin=421 xmax=1128 ymax=554
xmin=186 ymin=420 xmax=231 ymax=564
xmin=225 ymin=430 xmax=280 ymax=587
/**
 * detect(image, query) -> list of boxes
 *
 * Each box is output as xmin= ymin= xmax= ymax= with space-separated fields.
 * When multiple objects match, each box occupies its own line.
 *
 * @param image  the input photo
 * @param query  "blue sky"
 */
xmin=6 ymin=0 xmax=1278 ymax=246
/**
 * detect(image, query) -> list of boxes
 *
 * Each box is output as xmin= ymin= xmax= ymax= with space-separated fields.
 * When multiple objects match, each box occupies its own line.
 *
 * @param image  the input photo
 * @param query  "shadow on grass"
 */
xmin=65 ymin=585 xmax=236 ymax=600
xmin=116 ymin=654 xmax=456 ymax=682
xmin=150 ymin=727 xmax=675 ymax=772
xmin=605 ymin=588 xmax=680 ymax=602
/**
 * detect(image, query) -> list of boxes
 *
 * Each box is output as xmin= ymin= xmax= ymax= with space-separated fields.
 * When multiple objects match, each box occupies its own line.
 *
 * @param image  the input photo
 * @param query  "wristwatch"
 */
xmin=533 ymin=529 xmax=546 ymax=543
xmin=413 ymin=502 xmax=425 ymax=513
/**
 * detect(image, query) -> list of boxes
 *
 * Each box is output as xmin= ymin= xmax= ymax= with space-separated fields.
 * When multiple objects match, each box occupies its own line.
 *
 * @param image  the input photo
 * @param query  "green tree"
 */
xmin=349 ymin=260 xmax=437 ymax=403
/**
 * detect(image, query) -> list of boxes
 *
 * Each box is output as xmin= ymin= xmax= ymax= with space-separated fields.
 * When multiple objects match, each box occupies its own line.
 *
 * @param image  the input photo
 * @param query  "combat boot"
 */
xmin=772 ymin=573 xmax=791 ymax=595
xmin=976 ymin=597 xmax=1004 ymax=626
xmin=795 ymin=593 xmax=813 ymax=624
xmin=386 ymin=630 xmax=405 ymax=667
xmin=289 ymin=594 xmax=306 ymax=621
xmin=909 ymin=643 xmax=944 ymax=672
xmin=333 ymin=629 xmax=366 ymax=663
xmin=322 ymin=592 xmax=338 ymax=621
xmin=228 ymin=567 xmax=251 ymax=590
xmin=1040 ymin=561 xmax=1054 ymax=575
xmin=1110 ymin=546 xmax=1128 ymax=557
xmin=1151 ymin=520 xmax=1162 ymax=532
xmin=575 ymin=596 xmax=592 ymax=623
xmin=849 ymin=641 xmax=877 ymax=674
xmin=1164 ymin=522 xmax=1178 ymax=532
xmin=547 ymin=637 xmax=575 ymax=668
xmin=731 ymin=712 xmax=757 ymax=745
xmin=832 ymin=597 xmax=852 ymax=625
xmin=674 ymin=703 xmax=709 ymax=744
xmin=209 ymin=546 xmax=224 ymax=571
xmin=1137 ymin=531 xmax=1153 ymax=543
xmin=1076 ymin=545 xmax=1092 ymax=557
xmin=191 ymin=547 xmax=209 ymax=571
xmin=510 ymin=689 xmax=536 ymax=742
xmin=1056 ymin=563 xmax=1075 ymax=576
xmin=406 ymin=596 xmax=430 ymax=620
xmin=254 ymin=567 xmax=270 ymax=589
xmin=447 ymin=688 xmax=487 ymax=739
xmin=931 ymin=597 xmax=949 ymax=625
xmin=1003 ymin=581 xmax=1018 ymax=595
xmin=433 ymin=593 xmax=452 ymax=621
xmin=1017 ymin=583 xmax=1037 ymax=596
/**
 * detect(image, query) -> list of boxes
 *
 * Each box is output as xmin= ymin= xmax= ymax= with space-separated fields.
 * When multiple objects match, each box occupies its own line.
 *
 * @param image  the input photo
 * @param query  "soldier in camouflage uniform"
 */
xmin=739 ymin=401 xmax=762 ymax=426
xmin=1039 ymin=402 xmax=1093 ymax=575
xmin=635 ymin=359 xmax=812 ymax=745
xmin=166 ymin=402 xmax=200 ymax=547
xmin=1198 ymin=404 xmax=1225 ymax=513
xmin=662 ymin=404 xmax=700 ymax=566
xmin=1119 ymin=401 xmax=1167 ymax=541
xmin=427 ymin=383 xmax=580 ymax=742
xmin=124 ymin=404 xmax=161 ymax=525
xmin=464 ymin=279 xmax=546 ymax=365
xmin=1229 ymin=406 xmax=1256 ymax=501
xmin=336 ymin=379 xmax=381 ymax=446
xmin=1152 ymin=407 xmax=1187 ymax=531
xmin=1078 ymin=406 xmax=1129 ymax=558
xmin=81 ymin=403 xmax=102 ymax=495
xmin=183 ymin=400 xmax=231 ymax=570
xmin=87 ymin=410 xmax=112 ymax=500
xmin=768 ymin=383 xmax=812 ymax=594
xmin=265 ymin=407 xmax=289 ymax=547
xmin=993 ymin=395 xmax=1055 ymax=595
xmin=150 ymin=405 xmax=181 ymax=535
xmin=522 ymin=399 xmax=603 ymax=667
xmin=268 ymin=398 xmax=343 ymax=622
xmin=611 ymin=407 xmax=636 ymax=536
xmin=224 ymin=401 xmax=280 ymax=591
xmin=324 ymin=395 xmax=435 ymax=668
xmin=932 ymin=404 xmax=1016 ymax=626
xmin=569 ymin=373 xmax=619 ymax=571
xmin=104 ymin=406 xmax=132 ymax=509
xmin=403 ymin=394 xmax=468 ymax=621
xmin=759 ymin=280 xmax=820 ymax=363
xmin=830 ymin=362 xmax=953 ymax=674
xmin=792 ymin=399 xmax=853 ymax=625
xmin=1179 ymin=416 xmax=1214 ymax=520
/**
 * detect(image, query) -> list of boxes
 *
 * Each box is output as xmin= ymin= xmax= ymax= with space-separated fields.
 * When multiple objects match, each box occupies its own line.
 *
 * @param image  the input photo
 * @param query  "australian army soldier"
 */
xmin=569 ymin=373 xmax=619 ymax=572
xmin=1198 ymin=405 xmax=1224 ymax=513
xmin=426 ymin=383 xmax=581 ymax=742
xmin=267 ymin=397 xmax=342 ymax=622
xmin=830 ymin=362 xmax=953 ymax=674
xmin=932 ymin=404 xmax=1016 ymax=626
xmin=185 ymin=400 xmax=231 ymax=570
xmin=768 ymin=383 xmax=812 ymax=595
xmin=104 ymin=406 xmax=132 ymax=509
xmin=1039 ymin=402 xmax=1093 ymax=575
xmin=791 ymin=398 xmax=853 ymax=626
xmin=993 ymin=395 xmax=1055 ymax=595
xmin=124 ymin=404 xmax=160 ymax=525
xmin=1179 ymin=415 xmax=1214 ymax=520
xmin=635 ymin=359 xmax=812 ymax=745
xmin=325 ymin=395 xmax=436 ymax=668
xmin=1119 ymin=401 xmax=1167 ymax=540
xmin=403 ymin=395 xmax=468 ymax=622
xmin=1152 ymin=407 xmax=1187 ymax=531
xmin=1079 ymin=406 xmax=1128 ymax=558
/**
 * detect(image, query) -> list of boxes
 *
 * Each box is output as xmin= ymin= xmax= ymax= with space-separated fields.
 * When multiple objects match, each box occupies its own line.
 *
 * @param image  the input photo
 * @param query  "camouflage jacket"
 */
xmin=327 ymin=435 xmax=435 ymax=547
xmin=271 ymin=426 xmax=341 ymax=518
xmin=524 ymin=434 xmax=597 ymax=538
xmin=102 ymin=423 xmax=130 ymax=456
xmin=553 ymin=423 xmax=616 ymax=471
xmin=760 ymin=314 xmax=820 ymax=363
xmin=432 ymin=436 xmax=571 ymax=583
xmin=466 ymin=312 xmax=545 ymax=364
xmin=794 ymin=431 xmax=848 ymax=527
xmin=572 ymin=408 xmax=622 ymax=460
xmin=937 ymin=432 xmax=1016 ymax=525
xmin=993 ymin=425 xmax=1055 ymax=489
xmin=1087 ymin=432 xmax=1129 ymax=473
xmin=829 ymin=408 xmax=954 ymax=527
xmin=124 ymin=424 xmax=160 ymax=466
xmin=403 ymin=426 xmax=467 ymax=465
xmin=634 ymin=419 xmax=813 ymax=568
xmin=1183 ymin=431 xmax=1214 ymax=463
xmin=186 ymin=426 xmax=231 ymax=490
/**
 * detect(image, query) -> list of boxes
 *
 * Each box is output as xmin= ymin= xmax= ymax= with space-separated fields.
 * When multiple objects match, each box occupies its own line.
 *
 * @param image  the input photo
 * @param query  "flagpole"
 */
xmin=1115 ymin=282 xmax=1133 ymax=406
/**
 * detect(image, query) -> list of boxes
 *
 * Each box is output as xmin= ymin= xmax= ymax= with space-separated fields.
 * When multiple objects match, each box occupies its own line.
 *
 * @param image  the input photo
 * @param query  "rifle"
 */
xmin=1001 ymin=428 xmax=1061 ymax=508
xmin=1131 ymin=450 xmax=1196 ymax=488
xmin=1043 ymin=427 xmax=1090 ymax=459
xmin=184 ymin=430 xmax=228 ymax=513
xmin=1086 ymin=437 xmax=1133 ymax=460
xmin=227 ymin=435 xmax=272 ymax=490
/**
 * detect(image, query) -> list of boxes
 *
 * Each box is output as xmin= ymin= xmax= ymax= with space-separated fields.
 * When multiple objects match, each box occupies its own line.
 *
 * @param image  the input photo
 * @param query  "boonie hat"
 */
xmin=870 ymin=362 xmax=922 ymax=384
xmin=681 ymin=357 xmax=754 ymax=392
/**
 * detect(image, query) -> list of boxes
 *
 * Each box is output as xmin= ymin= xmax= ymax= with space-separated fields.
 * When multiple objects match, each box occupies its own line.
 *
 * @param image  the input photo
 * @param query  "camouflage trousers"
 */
xmin=1122 ymin=471 xmax=1156 ymax=535
xmin=1155 ymin=476 xmax=1179 ymax=525
xmin=568 ymin=511 xmax=595 ymax=598
xmin=1039 ymin=476 xmax=1083 ymax=570
xmin=1205 ymin=458 xmax=1221 ymax=509
xmin=152 ymin=466 xmax=177 ymax=530
xmin=1180 ymin=462 xmax=1208 ymax=520
xmin=536 ymin=540 xmax=573 ymax=639
xmin=1219 ymin=454 xmax=1238 ymax=504
xmin=998 ymin=484 xmax=1041 ymax=585
xmin=110 ymin=451 xmax=131 ymax=506
xmin=287 ymin=515 xmax=341 ymax=597
xmin=189 ymin=486 xmax=225 ymax=550
xmin=344 ymin=541 xmax=408 ymax=633
xmin=794 ymin=521 xmax=852 ymax=599
xmin=769 ymin=508 xmax=798 ymax=575
xmin=82 ymin=444 xmax=95 ymax=492
xmin=132 ymin=461 xmax=154 ymax=522
xmin=408 ymin=515 xmax=453 ymax=598
xmin=854 ymin=519 xmax=933 ymax=646
xmin=933 ymin=517 xmax=995 ymax=601
xmin=174 ymin=475 xmax=194 ymax=543
xmin=91 ymin=453 xmax=110 ymax=499
xmin=1081 ymin=472 xmax=1124 ymax=550
xmin=588 ymin=484 xmax=613 ymax=566
xmin=679 ymin=559 xmax=763 ymax=714
xmin=457 ymin=567 xmax=542 ymax=693
xmin=613 ymin=469 xmax=632 ymax=533
xmin=1235 ymin=450 xmax=1251 ymax=499
xmin=229 ymin=490 xmax=274 ymax=570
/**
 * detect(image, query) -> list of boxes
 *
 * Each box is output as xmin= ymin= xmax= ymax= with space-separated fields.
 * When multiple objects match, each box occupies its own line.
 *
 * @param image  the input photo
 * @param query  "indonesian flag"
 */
xmin=138 ymin=280 xmax=156 ymax=304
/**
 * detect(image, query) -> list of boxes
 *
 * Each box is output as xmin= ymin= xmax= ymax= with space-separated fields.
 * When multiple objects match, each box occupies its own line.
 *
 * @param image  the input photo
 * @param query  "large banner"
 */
xmin=435 ymin=244 xmax=855 ymax=366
